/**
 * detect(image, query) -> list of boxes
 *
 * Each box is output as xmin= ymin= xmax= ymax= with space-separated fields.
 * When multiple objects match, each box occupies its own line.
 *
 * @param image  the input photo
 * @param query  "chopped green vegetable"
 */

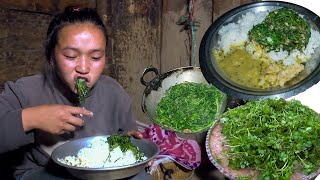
xmin=107 ymin=134 xmax=145 ymax=161
xmin=156 ymin=82 xmax=225 ymax=133
xmin=220 ymin=98 xmax=320 ymax=179
xmin=75 ymin=79 xmax=89 ymax=106
xmin=249 ymin=7 xmax=311 ymax=52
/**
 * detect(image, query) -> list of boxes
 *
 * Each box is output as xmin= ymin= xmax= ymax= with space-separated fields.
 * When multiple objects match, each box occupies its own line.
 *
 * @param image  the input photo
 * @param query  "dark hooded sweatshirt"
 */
xmin=0 ymin=74 xmax=137 ymax=177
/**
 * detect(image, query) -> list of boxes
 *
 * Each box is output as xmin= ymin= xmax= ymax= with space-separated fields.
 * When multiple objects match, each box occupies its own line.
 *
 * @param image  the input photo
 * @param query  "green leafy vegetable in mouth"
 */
xmin=156 ymin=82 xmax=225 ymax=133
xmin=75 ymin=79 xmax=89 ymax=106
xmin=220 ymin=98 xmax=320 ymax=179
xmin=249 ymin=7 xmax=311 ymax=52
xmin=107 ymin=134 xmax=145 ymax=161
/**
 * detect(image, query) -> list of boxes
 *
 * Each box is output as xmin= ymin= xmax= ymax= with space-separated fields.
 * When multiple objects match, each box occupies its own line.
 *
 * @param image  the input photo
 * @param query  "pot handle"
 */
xmin=140 ymin=66 xmax=160 ymax=87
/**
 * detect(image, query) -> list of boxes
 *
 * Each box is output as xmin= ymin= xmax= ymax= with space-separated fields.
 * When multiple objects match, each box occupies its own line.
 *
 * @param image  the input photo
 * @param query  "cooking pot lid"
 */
xmin=199 ymin=1 xmax=320 ymax=100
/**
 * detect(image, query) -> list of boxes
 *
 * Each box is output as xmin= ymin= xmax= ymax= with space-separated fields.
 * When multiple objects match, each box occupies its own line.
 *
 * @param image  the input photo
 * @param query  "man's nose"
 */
xmin=75 ymin=56 xmax=90 ymax=74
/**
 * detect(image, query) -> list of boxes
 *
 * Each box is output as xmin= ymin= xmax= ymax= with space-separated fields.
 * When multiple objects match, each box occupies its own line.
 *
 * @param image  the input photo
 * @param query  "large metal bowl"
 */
xmin=199 ymin=1 xmax=320 ymax=100
xmin=140 ymin=66 xmax=228 ymax=135
xmin=51 ymin=135 xmax=159 ymax=180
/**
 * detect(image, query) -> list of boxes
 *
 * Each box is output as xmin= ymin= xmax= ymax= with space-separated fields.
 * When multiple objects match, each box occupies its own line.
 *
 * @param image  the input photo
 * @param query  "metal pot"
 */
xmin=140 ymin=66 xmax=227 ymax=134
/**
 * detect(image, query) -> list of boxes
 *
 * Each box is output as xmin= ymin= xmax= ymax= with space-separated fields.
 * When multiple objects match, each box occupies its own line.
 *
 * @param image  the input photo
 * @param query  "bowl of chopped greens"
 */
xmin=140 ymin=66 xmax=228 ymax=134
xmin=51 ymin=134 xmax=159 ymax=180
xmin=200 ymin=1 xmax=320 ymax=100
xmin=205 ymin=98 xmax=320 ymax=179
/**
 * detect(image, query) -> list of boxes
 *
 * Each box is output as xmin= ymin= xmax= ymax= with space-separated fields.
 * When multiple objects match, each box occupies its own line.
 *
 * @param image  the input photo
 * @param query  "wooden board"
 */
xmin=161 ymin=0 xmax=190 ymax=72
xmin=0 ymin=8 xmax=51 ymax=90
xmin=106 ymin=0 xmax=162 ymax=125
xmin=0 ymin=0 xmax=96 ymax=14
xmin=161 ymin=0 xmax=213 ymax=70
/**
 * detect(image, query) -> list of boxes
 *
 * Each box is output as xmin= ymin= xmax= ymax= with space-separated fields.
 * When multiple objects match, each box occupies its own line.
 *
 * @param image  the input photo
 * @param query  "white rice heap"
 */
xmin=58 ymin=137 xmax=147 ymax=168
xmin=217 ymin=10 xmax=320 ymax=66
xmin=218 ymin=11 xmax=268 ymax=54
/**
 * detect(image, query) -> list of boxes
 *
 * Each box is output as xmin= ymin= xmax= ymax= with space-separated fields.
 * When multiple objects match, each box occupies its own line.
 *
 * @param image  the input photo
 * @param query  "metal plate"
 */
xmin=199 ymin=1 xmax=320 ymax=100
xmin=51 ymin=135 xmax=159 ymax=180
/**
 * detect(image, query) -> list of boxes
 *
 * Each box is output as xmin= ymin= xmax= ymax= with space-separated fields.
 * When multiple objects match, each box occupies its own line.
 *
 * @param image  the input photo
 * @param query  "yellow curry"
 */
xmin=214 ymin=46 xmax=305 ymax=89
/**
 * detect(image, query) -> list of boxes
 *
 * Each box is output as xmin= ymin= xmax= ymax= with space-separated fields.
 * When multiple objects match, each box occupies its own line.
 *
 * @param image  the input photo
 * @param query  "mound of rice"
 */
xmin=217 ymin=10 xmax=320 ymax=66
xmin=218 ymin=11 xmax=268 ymax=54
xmin=58 ymin=137 xmax=147 ymax=168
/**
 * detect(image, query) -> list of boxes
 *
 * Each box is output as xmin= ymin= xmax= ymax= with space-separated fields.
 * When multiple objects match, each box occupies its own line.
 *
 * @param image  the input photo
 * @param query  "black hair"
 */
xmin=45 ymin=6 xmax=108 ymax=65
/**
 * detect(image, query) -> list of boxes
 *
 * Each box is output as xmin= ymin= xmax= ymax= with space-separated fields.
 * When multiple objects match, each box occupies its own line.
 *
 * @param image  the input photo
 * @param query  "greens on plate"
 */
xmin=220 ymin=98 xmax=320 ymax=179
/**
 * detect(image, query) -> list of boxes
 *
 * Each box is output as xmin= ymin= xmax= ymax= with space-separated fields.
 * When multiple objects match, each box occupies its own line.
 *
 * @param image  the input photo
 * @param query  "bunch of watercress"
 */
xmin=220 ymin=98 xmax=320 ymax=179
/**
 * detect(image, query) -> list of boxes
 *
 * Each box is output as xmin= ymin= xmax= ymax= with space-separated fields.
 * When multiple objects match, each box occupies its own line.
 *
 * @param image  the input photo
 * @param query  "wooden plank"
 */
xmin=0 ymin=0 xmax=96 ymax=14
xmin=107 ymin=0 xmax=162 ymax=125
xmin=195 ymin=0 xmax=213 ymax=67
xmin=161 ymin=0 xmax=190 ymax=72
xmin=96 ymin=0 xmax=114 ymax=77
xmin=0 ymin=0 xmax=34 ymax=11
xmin=161 ymin=0 xmax=213 ymax=72
xmin=0 ymin=8 xmax=51 ymax=90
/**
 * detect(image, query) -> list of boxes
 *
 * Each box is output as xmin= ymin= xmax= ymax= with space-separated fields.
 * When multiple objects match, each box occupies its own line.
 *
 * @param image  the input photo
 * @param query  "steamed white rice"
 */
xmin=217 ymin=10 xmax=320 ymax=65
xmin=58 ymin=137 xmax=147 ymax=168
xmin=218 ymin=11 xmax=268 ymax=54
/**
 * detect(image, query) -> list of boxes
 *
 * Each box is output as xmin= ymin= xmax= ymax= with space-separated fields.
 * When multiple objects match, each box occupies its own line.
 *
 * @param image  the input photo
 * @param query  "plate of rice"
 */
xmin=199 ymin=1 xmax=320 ymax=100
xmin=51 ymin=135 xmax=159 ymax=180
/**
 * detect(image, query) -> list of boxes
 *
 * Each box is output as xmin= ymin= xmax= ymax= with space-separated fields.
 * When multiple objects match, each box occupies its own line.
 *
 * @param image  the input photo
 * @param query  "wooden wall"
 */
xmin=0 ymin=0 xmax=256 ymax=126
xmin=101 ymin=0 xmax=162 ymax=126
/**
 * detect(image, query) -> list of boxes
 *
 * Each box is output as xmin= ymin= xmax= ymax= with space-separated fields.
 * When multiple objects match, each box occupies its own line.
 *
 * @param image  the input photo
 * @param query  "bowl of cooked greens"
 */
xmin=140 ymin=66 xmax=228 ymax=134
xmin=51 ymin=135 xmax=159 ymax=180
xmin=205 ymin=98 xmax=320 ymax=179
xmin=200 ymin=1 xmax=320 ymax=100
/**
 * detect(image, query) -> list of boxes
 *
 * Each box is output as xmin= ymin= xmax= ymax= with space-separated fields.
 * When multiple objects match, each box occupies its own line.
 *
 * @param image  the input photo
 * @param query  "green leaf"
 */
xmin=75 ymin=79 xmax=89 ymax=106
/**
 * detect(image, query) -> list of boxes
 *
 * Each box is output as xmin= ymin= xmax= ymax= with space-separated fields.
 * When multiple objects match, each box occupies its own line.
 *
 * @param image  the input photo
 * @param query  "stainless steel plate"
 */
xmin=51 ymin=135 xmax=159 ymax=180
xmin=199 ymin=1 xmax=320 ymax=100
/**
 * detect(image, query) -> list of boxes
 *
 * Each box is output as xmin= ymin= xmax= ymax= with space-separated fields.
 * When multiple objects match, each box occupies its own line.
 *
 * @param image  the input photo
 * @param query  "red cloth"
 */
xmin=142 ymin=123 xmax=201 ymax=170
